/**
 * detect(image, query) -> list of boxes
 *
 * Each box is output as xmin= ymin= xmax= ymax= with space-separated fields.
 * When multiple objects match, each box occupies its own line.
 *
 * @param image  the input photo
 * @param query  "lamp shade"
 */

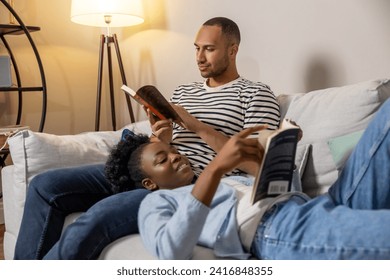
xmin=71 ymin=0 xmax=144 ymax=27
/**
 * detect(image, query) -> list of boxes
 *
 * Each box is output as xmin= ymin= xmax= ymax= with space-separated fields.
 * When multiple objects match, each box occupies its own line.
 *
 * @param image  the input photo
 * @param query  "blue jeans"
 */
xmin=252 ymin=99 xmax=390 ymax=259
xmin=14 ymin=164 xmax=150 ymax=259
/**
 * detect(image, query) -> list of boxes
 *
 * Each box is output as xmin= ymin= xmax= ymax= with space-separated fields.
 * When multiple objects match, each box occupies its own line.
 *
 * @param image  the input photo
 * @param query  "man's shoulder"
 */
xmin=235 ymin=77 xmax=272 ymax=92
xmin=174 ymin=81 xmax=204 ymax=91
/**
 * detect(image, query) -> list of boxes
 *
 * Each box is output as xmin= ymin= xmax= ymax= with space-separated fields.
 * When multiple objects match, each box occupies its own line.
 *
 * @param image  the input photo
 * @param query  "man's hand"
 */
xmin=147 ymin=108 xmax=173 ymax=144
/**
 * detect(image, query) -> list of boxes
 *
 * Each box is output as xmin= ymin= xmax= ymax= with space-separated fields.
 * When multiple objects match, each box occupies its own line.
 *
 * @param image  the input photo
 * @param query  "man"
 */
xmin=153 ymin=17 xmax=279 ymax=176
xmin=14 ymin=17 xmax=280 ymax=259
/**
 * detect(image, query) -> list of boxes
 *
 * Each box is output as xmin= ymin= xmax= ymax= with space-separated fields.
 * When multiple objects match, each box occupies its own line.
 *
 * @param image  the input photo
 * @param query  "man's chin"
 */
xmin=200 ymin=71 xmax=211 ymax=78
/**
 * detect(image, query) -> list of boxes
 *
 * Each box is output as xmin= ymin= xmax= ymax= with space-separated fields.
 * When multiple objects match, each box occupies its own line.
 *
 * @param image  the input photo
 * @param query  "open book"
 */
xmin=251 ymin=119 xmax=300 ymax=204
xmin=121 ymin=84 xmax=183 ymax=124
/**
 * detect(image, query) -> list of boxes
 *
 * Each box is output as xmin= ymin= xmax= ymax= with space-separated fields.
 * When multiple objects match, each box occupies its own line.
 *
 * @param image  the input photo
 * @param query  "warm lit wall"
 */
xmin=1 ymin=0 xmax=390 ymax=134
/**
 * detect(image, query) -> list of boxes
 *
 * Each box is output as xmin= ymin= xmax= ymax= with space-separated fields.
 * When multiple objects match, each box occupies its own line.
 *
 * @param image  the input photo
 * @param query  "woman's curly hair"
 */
xmin=104 ymin=130 xmax=150 ymax=193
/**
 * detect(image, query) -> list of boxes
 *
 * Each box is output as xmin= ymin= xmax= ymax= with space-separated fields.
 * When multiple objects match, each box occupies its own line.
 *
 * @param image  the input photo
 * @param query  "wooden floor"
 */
xmin=0 ymin=224 xmax=4 ymax=260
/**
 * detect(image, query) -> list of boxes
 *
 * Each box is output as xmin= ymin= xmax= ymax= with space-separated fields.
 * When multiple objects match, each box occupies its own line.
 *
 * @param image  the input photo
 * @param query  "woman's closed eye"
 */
xmin=154 ymin=152 xmax=168 ymax=165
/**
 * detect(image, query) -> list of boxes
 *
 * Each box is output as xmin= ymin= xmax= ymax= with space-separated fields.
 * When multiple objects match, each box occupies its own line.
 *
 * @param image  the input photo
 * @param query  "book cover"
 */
xmin=121 ymin=84 xmax=183 ymax=124
xmin=251 ymin=119 xmax=300 ymax=204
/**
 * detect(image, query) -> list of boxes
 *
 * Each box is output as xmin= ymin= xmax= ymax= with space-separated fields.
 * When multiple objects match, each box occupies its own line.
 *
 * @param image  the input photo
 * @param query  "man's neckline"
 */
xmin=203 ymin=76 xmax=242 ymax=91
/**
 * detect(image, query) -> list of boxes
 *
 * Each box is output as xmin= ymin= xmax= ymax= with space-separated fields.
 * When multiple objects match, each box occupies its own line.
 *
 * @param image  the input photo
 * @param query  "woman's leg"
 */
xmin=328 ymin=99 xmax=390 ymax=209
xmin=252 ymin=100 xmax=390 ymax=260
xmin=253 ymin=194 xmax=390 ymax=260
xmin=43 ymin=188 xmax=151 ymax=259
xmin=14 ymin=164 xmax=111 ymax=259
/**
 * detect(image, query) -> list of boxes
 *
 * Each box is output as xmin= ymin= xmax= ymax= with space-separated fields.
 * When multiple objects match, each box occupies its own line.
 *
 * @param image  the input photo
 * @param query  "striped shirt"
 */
xmin=170 ymin=76 xmax=280 ymax=177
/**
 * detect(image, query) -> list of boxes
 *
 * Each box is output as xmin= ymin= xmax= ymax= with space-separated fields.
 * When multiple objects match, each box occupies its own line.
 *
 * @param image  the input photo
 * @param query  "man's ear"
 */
xmin=230 ymin=43 xmax=238 ymax=56
xmin=142 ymin=178 xmax=159 ymax=191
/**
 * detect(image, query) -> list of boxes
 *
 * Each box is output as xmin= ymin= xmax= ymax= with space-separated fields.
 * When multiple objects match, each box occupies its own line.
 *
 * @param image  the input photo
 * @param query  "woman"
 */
xmin=124 ymin=100 xmax=390 ymax=259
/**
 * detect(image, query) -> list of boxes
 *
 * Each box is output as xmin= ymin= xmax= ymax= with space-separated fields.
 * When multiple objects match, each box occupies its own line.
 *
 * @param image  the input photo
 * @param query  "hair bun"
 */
xmin=104 ymin=130 xmax=150 ymax=193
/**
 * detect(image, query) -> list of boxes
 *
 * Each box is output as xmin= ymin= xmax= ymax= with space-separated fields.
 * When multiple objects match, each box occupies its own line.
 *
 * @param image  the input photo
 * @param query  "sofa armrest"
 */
xmin=1 ymin=165 xmax=21 ymax=259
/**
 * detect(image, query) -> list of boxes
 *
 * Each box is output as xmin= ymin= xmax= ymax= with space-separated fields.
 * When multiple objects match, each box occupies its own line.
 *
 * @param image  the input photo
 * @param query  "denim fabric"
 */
xmin=252 ymin=99 xmax=390 ymax=259
xmin=14 ymin=164 xmax=150 ymax=259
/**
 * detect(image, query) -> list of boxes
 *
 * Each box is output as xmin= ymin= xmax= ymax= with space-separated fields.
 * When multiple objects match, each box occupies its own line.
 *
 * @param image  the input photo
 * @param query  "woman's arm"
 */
xmin=138 ymin=188 xmax=210 ymax=259
xmin=191 ymin=126 xmax=264 ymax=206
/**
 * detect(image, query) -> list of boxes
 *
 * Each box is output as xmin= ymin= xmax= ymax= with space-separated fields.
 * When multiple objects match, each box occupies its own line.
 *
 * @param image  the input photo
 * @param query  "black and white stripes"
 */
xmin=170 ymin=77 xmax=280 ymax=176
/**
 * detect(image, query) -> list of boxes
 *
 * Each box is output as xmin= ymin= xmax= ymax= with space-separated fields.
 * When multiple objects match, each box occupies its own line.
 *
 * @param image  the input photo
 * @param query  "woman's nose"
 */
xmin=170 ymin=153 xmax=181 ymax=163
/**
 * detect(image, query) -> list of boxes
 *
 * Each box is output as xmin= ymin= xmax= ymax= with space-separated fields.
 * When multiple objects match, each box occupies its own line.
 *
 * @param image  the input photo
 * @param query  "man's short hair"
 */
xmin=203 ymin=17 xmax=241 ymax=45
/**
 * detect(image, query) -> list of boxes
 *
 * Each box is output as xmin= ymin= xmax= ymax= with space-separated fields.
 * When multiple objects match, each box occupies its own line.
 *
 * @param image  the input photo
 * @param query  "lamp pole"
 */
xmin=95 ymin=30 xmax=135 ymax=131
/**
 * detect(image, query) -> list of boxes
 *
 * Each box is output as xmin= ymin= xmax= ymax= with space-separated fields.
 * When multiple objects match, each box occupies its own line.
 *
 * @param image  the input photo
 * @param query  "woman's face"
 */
xmin=140 ymin=142 xmax=195 ymax=190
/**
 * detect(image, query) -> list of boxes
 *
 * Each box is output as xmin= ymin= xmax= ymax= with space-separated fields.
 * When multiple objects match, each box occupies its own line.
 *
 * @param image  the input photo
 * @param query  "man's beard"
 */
xmin=200 ymin=63 xmax=229 ymax=79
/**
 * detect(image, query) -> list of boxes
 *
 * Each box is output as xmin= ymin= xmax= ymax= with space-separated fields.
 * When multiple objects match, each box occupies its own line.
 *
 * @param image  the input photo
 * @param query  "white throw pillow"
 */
xmin=284 ymin=79 xmax=390 ymax=197
xmin=7 ymin=120 xmax=151 ymax=204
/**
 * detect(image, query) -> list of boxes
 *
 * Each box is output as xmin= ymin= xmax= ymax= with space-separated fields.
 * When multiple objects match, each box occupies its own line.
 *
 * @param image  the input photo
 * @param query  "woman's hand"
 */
xmin=209 ymin=126 xmax=266 ymax=177
xmin=192 ymin=125 xmax=266 ymax=206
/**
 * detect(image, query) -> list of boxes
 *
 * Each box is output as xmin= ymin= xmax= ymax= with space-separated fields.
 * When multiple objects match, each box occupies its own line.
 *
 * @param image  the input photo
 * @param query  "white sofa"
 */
xmin=2 ymin=79 xmax=390 ymax=260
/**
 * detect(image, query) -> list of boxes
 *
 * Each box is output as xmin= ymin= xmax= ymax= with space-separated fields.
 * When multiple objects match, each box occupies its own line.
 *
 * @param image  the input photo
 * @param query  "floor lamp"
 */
xmin=70 ymin=0 xmax=144 ymax=131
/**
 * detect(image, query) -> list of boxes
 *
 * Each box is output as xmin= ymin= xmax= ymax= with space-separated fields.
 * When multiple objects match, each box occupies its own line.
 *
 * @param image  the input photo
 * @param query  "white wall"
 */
xmin=1 ymin=0 xmax=389 ymax=134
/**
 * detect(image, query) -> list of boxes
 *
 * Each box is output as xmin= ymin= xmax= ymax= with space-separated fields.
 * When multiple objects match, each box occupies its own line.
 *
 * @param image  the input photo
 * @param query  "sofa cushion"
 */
xmin=276 ymin=93 xmax=305 ymax=120
xmin=7 ymin=121 xmax=151 ymax=206
xmin=284 ymin=79 xmax=390 ymax=197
